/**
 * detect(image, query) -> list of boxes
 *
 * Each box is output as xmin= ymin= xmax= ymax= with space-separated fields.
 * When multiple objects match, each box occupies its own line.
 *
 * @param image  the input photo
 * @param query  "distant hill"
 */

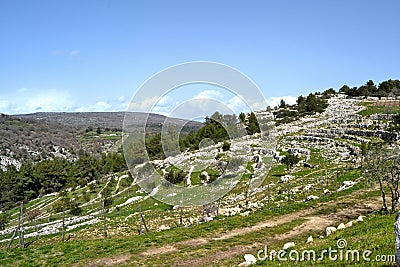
xmin=11 ymin=112 xmax=201 ymax=132
xmin=0 ymin=112 xmax=202 ymax=170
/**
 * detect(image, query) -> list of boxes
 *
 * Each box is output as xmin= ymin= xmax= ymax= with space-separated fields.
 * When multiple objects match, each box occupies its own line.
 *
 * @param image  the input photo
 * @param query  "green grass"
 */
xmin=0 ymin=181 xmax=381 ymax=265
xmin=358 ymin=101 xmax=400 ymax=116
xmin=254 ymin=212 xmax=396 ymax=266
xmin=0 ymin=126 xmax=392 ymax=267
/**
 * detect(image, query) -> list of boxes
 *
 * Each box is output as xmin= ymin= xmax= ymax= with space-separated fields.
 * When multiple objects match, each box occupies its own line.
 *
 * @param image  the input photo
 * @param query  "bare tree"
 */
xmin=26 ymin=208 xmax=41 ymax=238
xmin=19 ymin=202 xmax=24 ymax=247
xmin=58 ymin=191 xmax=69 ymax=241
xmin=138 ymin=205 xmax=148 ymax=235
xmin=98 ymin=181 xmax=114 ymax=238
xmin=364 ymin=144 xmax=400 ymax=213
xmin=102 ymin=200 xmax=107 ymax=238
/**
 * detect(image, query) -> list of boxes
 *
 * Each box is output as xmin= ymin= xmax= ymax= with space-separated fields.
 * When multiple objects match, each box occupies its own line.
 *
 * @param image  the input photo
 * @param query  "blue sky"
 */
xmin=1 ymin=0 xmax=399 ymax=116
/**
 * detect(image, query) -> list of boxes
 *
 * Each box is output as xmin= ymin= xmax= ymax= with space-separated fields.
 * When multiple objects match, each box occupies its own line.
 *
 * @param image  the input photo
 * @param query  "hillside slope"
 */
xmin=0 ymin=112 xmax=202 ymax=171
xmin=0 ymin=95 xmax=399 ymax=266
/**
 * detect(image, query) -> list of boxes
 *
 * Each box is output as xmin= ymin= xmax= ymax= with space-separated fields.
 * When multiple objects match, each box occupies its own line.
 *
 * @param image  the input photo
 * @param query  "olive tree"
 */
xmin=364 ymin=144 xmax=400 ymax=213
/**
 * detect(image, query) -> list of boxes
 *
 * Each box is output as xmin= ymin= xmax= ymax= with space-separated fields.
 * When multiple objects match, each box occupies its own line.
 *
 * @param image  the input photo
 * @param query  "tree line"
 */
xmin=145 ymin=111 xmax=260 ymax=160
xmin=274 ymin=92 xmax=330 ymax=125
xmin=0 ymin=151 xmax=126 ymax=210
xmin=339 ymin=79 xmax=400 ymax=98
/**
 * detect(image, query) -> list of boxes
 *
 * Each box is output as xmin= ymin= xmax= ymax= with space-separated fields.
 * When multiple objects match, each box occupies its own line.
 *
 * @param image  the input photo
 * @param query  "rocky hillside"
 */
xmin=14 ymin=112 xmax=201 ymax=131
xmin=0 ymin=94 xmax=399 ymax=266
xmin=0 ymin=112 xmax=202 ymax=171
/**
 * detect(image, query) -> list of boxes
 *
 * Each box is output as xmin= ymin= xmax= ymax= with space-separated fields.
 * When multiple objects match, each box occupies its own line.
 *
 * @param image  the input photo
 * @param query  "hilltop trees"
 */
xmin=178 ymin=112 xmax=231 ymax=151
xmin=144 ymin=111 xmax=255 ymax=156
xmin=274 ymin=92 xmax=328 ymax=125
xmin=239 ymin=112 xmax=246 ymax=123
xmin=279 ymin=99 xmax=286 ymax=108
xmin=339 ymin=79 xmax=400 ymax=98
xmin=245 ymin=112 xmax=261 ymax=135
xmin=379 ymin=79 xmax=400 ymax=95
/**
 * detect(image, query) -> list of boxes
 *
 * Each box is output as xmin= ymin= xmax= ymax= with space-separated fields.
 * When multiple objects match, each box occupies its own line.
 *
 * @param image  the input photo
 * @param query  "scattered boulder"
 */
xmin=185 ymin=166 xmax=194 ymax=187
xmin=239 ymin=254 xmax=257 ymax=266
xmin=306 ymin=235 xmax=313 ymax=243
xmin=159 ymin=225 xmax=170 ymax=231
xmin=202 ymin=216 xmax=213 ymax=222
xmin=356 ymin=215 xmax=363 ymax=222
xmin=305 ymin=195 xmax=319 ymax=202
xmin=218 ymin=207 xmax=241 ymax=216
xmin=280 ymin=175 xmax=294 ymax=183
xmin=283 ymin=242 xmax=295 ymax=250
xmin=337 ymin=181 xmax=357 ymax=191
xmin=325 ymin=226 xmax=337 ymax=236
xmin=345 ymin=221 xmax=353 ymax=228
xmin=303 ymin=184 xmax=312 ymax=192
xmin=337 ymin=223 xmax=346 ymax=230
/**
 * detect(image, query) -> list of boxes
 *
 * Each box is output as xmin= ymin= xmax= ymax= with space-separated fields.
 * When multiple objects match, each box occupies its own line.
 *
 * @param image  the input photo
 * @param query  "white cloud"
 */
xmin=69 ymin=50 xmax=80 ymax=57
xmin=0 ymin=88 xmax=131 ymax=114
xmin=163 ymin=90 xmax=252 ymax=119
xmin=0 ymin=88 xmax=298 ymax=117
xmin=226 ymin=95 xmax=251 ymax=114
xmin=128 ymin=96 xmax=157 ymax=111
xmin=50 ymin=49 xmax=80 ymax=58
xmin=266 ymin=96 xmax=297 ymax=108
xmin=151 ymin=96 xmax=180 ymax=116
xmin=75 ymin=96 xmax=131 ymax=112
xmin=0 ymin=100 xmax=10 ymax=111
xmin=193 ymin=90 xmax=224 ymax=100
xmin=75 ymin=101 xmax=111 ymax=112
xmin=127 ymin=95 xmax=180 ymax=116
xmin=0 ymin=89 xmax=74 ymax=114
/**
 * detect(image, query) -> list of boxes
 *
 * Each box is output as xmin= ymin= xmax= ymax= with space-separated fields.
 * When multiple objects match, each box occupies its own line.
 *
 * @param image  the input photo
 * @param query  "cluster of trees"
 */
xmin=296 ymin=93 xmax=329 ymax=114
xmin=180 ymin=112 xmax=231 ymax=150
xmin=281 ymin=154 xmax=301 ymax=171
xmin=145 ymin=111 xmax=260 ymax=160
xmin=339 ymin=79 xmax=400 ymax=98
xmin=164 ymin=166 xmax=187 ymax=184
xmin=239 ymin=112 xmax=261 ymax=135
xmin=85 ymin=126 xmax=120 ymax=134
xmin=274 ymin=93 xmax=329 ymax=124
xmin=0 ymin=151 xmax=126 ymax=210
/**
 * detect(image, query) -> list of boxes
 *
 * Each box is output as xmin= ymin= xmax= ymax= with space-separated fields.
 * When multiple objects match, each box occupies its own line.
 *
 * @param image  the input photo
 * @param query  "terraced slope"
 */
xmin=0 ymin=95 xmax=399 ymax=266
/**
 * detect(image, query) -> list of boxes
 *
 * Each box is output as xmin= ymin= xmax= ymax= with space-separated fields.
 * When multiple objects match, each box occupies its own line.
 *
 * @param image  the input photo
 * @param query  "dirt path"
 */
xmin=212 ymin=209 xmax=314 ymax=241
xmin=83 ymin=190 xmax=381 ymax=267
xmin=172 ymin=197 xmax=380 ymax=267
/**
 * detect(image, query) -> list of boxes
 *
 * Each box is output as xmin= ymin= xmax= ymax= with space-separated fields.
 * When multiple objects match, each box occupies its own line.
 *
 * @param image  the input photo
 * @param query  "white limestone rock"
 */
xmin=337 ymin=223 xmax=346 ymax=230
xmin=325 ymin=226 xmax=337 ymax=236
xmin=283 ymin=242 xmax=295 ymax=250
